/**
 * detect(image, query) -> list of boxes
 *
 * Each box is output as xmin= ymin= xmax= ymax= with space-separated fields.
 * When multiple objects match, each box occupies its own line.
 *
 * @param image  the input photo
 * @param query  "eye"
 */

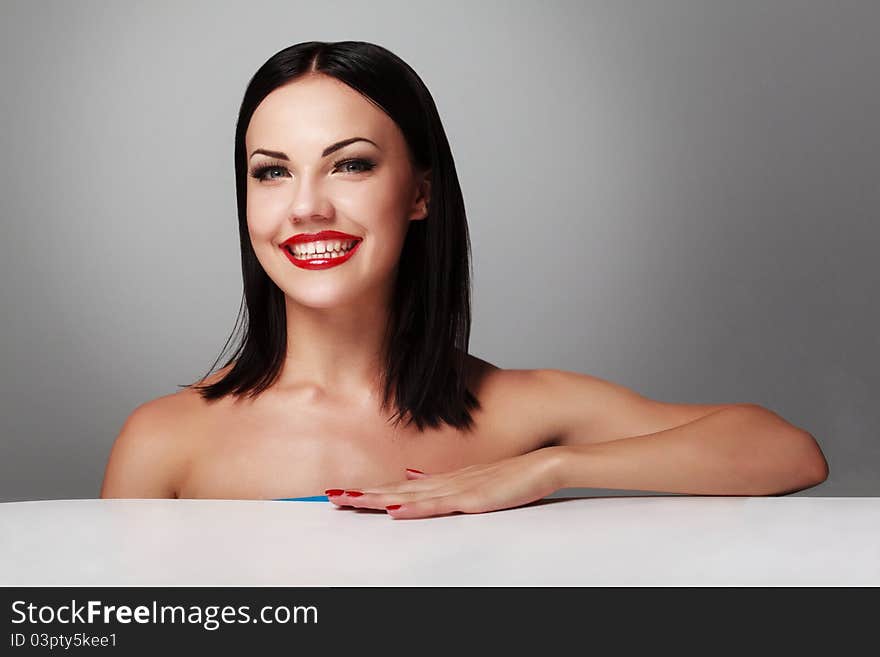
xmin=248 ymin=158 xmax=377 ymax=182
xmin=332 ymin=157 xmax=376 ymax=175
xmin=249 ymin=163 xmax=290 ymax=182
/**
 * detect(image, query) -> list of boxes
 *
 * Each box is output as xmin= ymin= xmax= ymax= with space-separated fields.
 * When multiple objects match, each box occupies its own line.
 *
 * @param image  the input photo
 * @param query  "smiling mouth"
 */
xmin=281 ymin=238 xmax=363 ymax=270
xmin=284 ymin=239 xmax=360 ymax=260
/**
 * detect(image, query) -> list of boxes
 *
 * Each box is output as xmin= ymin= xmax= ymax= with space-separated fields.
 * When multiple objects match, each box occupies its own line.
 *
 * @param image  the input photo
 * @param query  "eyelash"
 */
xmin=248 ymin=157 xmax=376 ymax=181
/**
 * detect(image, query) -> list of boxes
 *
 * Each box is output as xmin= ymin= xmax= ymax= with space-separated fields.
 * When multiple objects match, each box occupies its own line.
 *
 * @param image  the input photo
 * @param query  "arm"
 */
xmin=547 ymin=404 xmax=829 ymax=496
xmin=100 ymin=399 xmax=183 ymax=499
xmin=323 ymin=368 xmax=829 ymax=519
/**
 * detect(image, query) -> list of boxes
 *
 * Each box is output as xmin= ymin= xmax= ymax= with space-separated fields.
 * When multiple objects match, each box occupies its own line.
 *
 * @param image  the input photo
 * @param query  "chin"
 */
xmin=283 ymin=287 xmax=371 ymax=310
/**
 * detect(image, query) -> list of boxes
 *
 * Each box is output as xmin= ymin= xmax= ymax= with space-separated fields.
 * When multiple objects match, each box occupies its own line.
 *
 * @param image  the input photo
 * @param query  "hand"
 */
xmin=324 ymin=447 xmax=565 ymax=519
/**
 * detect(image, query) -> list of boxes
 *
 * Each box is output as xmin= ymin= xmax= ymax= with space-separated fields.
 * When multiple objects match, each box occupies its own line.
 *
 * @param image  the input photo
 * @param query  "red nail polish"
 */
xmin=324 ymin=489 xmax=344 ymax=496
xmin=386 ymin=504 xmax=402 ymax=511
xmin=345 ymin=490 xmax=364 ymax=497
xmin=406 ymin=468 xmax=424 ymax=474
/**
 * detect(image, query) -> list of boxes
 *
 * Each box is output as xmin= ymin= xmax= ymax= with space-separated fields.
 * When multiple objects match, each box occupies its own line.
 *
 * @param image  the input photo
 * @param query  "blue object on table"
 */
xmin=273 ymin=495 xmax=330 ymax=502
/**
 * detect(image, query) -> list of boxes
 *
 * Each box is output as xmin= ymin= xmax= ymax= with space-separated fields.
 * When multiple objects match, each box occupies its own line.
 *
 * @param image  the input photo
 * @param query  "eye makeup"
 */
xmin=248 ymin=157 xmax=377 ymax=181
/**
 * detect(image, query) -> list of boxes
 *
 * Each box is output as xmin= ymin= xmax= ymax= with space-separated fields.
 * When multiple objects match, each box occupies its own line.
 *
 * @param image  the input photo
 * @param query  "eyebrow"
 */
xmin=248 ymin=137 xmax=380 ymax=161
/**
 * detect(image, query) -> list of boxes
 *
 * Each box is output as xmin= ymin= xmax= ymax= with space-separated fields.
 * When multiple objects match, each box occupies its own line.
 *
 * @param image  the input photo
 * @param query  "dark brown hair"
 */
xmin=182 ymin=41 xmax=480 ymax=432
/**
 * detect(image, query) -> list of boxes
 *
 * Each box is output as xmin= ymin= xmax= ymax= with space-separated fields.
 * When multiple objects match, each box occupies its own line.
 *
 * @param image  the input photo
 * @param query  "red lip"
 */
xmin=281 ymin=230 xmax=361 ymax=247
xmin=280 ymin=230 xmax=362 ymax=271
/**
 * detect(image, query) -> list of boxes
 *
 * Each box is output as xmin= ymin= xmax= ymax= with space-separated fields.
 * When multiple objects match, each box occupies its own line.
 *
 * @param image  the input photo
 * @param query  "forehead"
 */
xmin=246 ymin=75 xmax=398 ymax=155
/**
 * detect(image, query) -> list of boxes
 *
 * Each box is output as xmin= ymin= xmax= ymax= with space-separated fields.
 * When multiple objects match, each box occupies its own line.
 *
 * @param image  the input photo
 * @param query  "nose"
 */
xmin=288 ymin=171 xmax=335 ymax=225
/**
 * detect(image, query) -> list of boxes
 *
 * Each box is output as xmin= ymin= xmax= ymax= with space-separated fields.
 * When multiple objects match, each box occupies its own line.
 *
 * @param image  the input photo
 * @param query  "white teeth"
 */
xmin=287 ymin=239 xmax=358 ymax=260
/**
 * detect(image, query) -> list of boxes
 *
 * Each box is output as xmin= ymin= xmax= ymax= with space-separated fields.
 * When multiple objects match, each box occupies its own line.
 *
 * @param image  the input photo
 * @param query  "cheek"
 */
xmin=335 ymin=183 xmax=396 ymax=217
xmin=247 ymin=216 xmax=276 ymax=245
xmin=335 ymin=177 xmax=413 ymax=235
xmin=245 ymin=218 xmax=283 ymax=282
xmin=246 ymin=192 xmax=285 ymax=244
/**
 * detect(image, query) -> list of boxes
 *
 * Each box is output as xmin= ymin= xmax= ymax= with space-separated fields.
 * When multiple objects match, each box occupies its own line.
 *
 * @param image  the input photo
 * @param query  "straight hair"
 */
xmin=182 ymin=41 xmax=480 ymax=432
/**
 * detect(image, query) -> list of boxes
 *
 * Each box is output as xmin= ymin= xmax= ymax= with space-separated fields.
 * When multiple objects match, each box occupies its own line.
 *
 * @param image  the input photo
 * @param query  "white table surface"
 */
xmin=1 ymin=496 xmax=877 ymax=586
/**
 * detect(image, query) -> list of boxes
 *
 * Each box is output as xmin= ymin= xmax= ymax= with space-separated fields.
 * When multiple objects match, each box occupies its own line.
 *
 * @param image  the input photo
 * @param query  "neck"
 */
xmin=275 ymin=286 xmax=394 ymax=405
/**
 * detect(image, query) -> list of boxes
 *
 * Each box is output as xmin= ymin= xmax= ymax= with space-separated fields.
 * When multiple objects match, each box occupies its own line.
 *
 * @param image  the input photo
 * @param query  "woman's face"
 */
xmin=244 ymin=74 xmax=430 ymax=310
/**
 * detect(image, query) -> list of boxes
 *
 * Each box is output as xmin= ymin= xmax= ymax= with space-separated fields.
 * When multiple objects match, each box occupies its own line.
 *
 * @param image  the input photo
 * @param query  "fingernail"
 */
xmin=386 ymin=504 xmax=402 ymax=511
xmin=324 ymin=489 xmax=344 ymax=496
xmin=406 ymin=468 xmax=424 ymax=474
xmin=345 ymin=490 xmax=364 ymax=497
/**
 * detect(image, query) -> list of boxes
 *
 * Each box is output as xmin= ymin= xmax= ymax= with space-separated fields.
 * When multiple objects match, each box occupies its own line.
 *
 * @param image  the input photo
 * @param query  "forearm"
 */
xmin=548 ymin=406 xmax=829 ymax=496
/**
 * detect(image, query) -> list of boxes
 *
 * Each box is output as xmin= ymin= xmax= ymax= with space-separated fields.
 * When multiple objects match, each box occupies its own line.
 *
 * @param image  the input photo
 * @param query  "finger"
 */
xmin=328 ymin=486 xmax=446 ymax=510
xmin=325 ymin=465 xmax=459 ymax=504
xmin=325 ymin=489 xmax=394 ymax=507
xmin=327 ymin=474 xmax=442 ymax=499
xmin=324 ymin=489 xmax=357 ymax=507
xmin=325 ymin=488 xmax=402 ymax=508
xmin=323 ymin=482 xmax=412 ymax=503
xmin=385 ymin=492 xmax=484 ymax=519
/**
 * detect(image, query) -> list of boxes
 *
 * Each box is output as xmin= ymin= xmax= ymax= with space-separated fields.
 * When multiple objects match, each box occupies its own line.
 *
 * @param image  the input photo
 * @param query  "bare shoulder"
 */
xmin=519 ymin=367 xmax=744 ymax=446
xmin=464 ymin=355 xmax=538 ymax=396
xmin=461 ymin=356 xmax=568 ymax=447
xmin=100 ymin=385 xmax=206 ymax=499
xmin=466 ymin=361 xmax=745 ymax=447
xmin=455 ymin=356 xmax=745 ymax=449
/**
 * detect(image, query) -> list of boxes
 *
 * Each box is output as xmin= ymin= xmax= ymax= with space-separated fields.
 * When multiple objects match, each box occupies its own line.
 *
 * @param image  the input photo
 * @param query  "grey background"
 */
xmin=1 ymin=0 xmax=876 ymax=502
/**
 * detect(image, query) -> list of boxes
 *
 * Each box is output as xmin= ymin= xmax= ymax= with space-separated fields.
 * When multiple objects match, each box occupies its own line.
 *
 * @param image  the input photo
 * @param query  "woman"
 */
xmin=100 ymin=41 xmax=829 ymax=518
